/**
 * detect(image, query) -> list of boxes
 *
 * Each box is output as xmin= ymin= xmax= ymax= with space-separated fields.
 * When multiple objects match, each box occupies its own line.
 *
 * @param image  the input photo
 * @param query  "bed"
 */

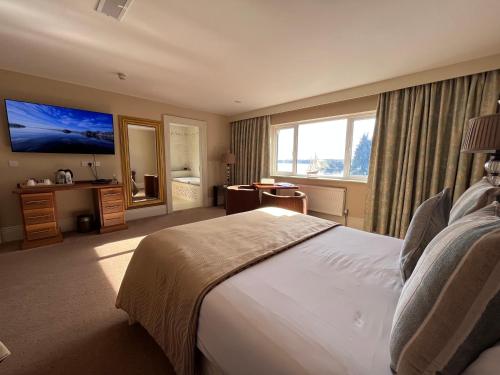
xmin=198 ymin=225 xmax=402 ymax=374
xmin=116 ymin=208 xmax=496 ymax=375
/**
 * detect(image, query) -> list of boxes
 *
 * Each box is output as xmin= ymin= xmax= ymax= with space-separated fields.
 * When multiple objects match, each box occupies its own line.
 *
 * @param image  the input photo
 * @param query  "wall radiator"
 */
xmin=298 ymin=185 xmax=346 ymax=217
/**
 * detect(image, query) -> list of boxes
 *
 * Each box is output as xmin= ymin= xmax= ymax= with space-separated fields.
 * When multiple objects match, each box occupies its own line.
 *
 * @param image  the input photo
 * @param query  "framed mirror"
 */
xmin=118 ymin=116 xmax=165 ymax=209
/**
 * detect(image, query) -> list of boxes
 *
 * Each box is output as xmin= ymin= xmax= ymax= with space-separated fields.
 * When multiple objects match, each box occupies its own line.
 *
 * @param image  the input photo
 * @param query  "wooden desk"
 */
xmin=252 ymin=182 xmax=299 ymax=195
xmin=13 ymin=181 xmax=128 ymax=249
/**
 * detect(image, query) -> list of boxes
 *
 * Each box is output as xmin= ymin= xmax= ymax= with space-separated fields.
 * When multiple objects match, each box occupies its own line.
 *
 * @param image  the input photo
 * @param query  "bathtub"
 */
xmin=172 ymin=176 xmax=201 ymax=203
xmin=172 ymin=176 xmax=200 ymax=185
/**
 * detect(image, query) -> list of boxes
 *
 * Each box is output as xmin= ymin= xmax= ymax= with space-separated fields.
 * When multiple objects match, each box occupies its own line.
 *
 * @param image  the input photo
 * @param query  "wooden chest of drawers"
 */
xmin=20 ymin=192 xmax=62 ymax=249
xmin=97 ymin=187 xmax=127 ymax=233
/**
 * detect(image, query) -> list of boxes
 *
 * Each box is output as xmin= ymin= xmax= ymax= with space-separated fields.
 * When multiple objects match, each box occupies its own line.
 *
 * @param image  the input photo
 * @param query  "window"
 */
xmin=271 ymin=112 xmax=376 ymax=180
xmin=276 ymin=127 xmax=294 ymax=173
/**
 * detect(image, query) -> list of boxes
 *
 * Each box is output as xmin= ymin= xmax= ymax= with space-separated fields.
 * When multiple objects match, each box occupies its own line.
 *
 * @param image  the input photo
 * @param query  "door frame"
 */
xmin=163 ymin=115 xmax=208 ymax=214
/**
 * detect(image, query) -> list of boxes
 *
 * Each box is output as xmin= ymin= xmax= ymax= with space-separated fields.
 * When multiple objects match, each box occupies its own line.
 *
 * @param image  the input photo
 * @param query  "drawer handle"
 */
xmin=31 ymin=228 xmax=52 ymax=234
xmin=104 ymin=192 xmax=120 ymax=196
xmin=26 ymin=200 xmax=49 ymax=205
xmin=105 ymin=205 xmax=121 ymax=209
xmin=28 ymin=214 xmax=51 ymax=219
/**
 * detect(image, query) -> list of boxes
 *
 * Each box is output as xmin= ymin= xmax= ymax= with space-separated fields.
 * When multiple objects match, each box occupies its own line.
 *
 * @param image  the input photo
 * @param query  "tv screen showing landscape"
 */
xmin=5 ymin=99 xmax=115 ymax=154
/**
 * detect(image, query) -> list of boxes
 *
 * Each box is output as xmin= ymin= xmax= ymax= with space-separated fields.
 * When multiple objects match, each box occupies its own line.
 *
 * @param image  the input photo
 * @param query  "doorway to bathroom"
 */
xmin=164 ymin=115 xmax=208 ymax=213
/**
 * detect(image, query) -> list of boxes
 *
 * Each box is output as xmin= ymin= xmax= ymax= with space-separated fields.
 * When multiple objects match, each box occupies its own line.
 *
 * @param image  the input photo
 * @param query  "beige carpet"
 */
xmin=0 ymin=207 xmax=225 ymax=375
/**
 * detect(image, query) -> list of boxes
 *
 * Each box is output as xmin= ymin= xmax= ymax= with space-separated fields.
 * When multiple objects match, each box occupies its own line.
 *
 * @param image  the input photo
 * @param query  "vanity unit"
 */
xmin=14 ymin=182 xmax=127 ymax=249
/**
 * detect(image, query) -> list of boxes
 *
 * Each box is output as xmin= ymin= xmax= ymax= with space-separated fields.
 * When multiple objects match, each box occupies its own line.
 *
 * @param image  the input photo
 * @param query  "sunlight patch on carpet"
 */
xmin=94 ymin=236 xmax=145 ymax=293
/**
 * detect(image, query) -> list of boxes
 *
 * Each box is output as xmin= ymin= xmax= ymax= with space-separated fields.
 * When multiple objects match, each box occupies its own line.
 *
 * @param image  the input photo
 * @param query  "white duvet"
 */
xmin=197 ymin=226 xmax=403 ymax=375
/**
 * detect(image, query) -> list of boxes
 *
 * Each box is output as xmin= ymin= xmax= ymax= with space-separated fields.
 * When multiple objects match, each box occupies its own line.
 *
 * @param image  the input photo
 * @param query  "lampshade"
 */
xmin=461 ymin=114 xmax=500 ymax=153
xmin=221 ymin=152 xmax=236 ymax=164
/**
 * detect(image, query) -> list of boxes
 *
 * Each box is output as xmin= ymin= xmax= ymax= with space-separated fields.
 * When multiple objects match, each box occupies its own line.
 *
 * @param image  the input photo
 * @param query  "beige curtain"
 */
xmin=230 ymin=115 xmax=271 ymax=185
xmin=365 ymin=69 xmax=500 ymax=238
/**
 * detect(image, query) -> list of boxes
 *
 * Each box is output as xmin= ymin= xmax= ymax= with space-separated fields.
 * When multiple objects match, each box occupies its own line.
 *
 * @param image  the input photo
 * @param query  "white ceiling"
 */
xmin=1 ymin=0 xmax=500 ymax=116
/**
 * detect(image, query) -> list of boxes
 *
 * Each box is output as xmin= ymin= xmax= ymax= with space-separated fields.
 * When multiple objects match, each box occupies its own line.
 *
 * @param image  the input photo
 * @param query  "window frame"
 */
xmin=270 ymin=111 xmax=376 ymax=182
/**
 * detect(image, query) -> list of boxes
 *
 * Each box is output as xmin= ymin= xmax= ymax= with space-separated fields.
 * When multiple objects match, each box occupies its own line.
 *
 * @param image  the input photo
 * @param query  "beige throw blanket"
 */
xmin=116 ymin=208 xmax=338 ymax=375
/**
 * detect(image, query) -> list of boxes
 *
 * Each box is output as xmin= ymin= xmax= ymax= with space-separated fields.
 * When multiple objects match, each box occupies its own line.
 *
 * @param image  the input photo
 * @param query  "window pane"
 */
xmin=349 ymin=117 xmax=375 ymax=177
xmin=276 ymin=127 xmax=294 ymax=172
xmin=297 ymin=119 xmax=347 ymax=177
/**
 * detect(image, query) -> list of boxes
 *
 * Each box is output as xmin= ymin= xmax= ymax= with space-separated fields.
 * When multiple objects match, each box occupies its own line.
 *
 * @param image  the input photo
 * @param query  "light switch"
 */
xmin=8 ymin=160 xmax=19 ymax=167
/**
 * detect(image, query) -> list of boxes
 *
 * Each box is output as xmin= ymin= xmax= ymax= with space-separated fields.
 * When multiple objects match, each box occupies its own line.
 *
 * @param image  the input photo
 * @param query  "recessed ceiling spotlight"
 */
xmin=234 ymin=100 xmax=242 ymax=104
xmin=117 ymin=72 xmax=127 ymax=80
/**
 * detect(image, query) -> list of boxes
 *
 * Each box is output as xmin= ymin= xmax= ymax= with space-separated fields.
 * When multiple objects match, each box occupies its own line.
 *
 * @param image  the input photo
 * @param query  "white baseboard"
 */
xmin=1 ymin=207 xmax=353 ymax=243
xmin=0 ymin=217 xmax=78 ymax=243
xmin=0 ymin=207 xmax=168 ymax=243
xmin=125 ymin=205 xmax=167 ymax=222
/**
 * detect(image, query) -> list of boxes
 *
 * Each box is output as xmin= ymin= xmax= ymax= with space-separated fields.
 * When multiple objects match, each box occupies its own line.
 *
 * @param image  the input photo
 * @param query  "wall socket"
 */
xmin=81 ymin=161 xmax=101 ymax=167
xmin=8 ymin=160 xmax=19 ymax=167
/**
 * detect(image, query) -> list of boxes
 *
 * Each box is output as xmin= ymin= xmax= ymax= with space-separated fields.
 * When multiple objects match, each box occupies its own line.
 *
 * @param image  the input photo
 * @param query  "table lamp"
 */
xmin=461 ymin=113 xmax=500 ymax=186
xmin=222 ymin=152 xmax=236 ymax=186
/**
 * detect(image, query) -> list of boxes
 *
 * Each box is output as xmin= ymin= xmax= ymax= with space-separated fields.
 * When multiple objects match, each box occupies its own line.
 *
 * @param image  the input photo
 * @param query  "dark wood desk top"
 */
xmin=252 ymin=182 xmax=299 ymax=190
xmin=13 ymin=181 xmax=123 ymax=194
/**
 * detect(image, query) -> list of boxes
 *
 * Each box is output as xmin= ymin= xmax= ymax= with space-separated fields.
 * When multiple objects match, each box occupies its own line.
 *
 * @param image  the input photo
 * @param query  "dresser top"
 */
xmin=14 ymin=181 xmax=123 ymax=194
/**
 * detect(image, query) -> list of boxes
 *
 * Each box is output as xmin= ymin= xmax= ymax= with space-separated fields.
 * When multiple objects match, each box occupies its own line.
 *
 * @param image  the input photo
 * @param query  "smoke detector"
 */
xmin=96 ymin=0 xmax=135 ymax=21
xmin=117 ymin=72 xmax=127 ymax=80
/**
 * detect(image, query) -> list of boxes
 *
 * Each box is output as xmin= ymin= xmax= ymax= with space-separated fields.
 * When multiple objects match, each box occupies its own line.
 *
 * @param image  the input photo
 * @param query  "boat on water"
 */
xmin=306 ymin=154 xmax=323 ymax=177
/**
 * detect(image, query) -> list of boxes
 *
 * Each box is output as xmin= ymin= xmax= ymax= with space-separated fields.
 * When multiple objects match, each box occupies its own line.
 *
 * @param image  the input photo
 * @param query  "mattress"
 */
xmin=197 ymin=226 xmax=404 ymax=375
xmin=173 ymin=176 xmax=200 ymax=185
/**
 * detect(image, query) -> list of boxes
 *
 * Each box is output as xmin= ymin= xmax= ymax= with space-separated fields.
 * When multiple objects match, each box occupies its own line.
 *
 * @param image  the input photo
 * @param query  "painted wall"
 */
xmin=0 ymin=69 xmax=229 ymax=241
xmin=271 ymin=96 xmax=378 ymax=124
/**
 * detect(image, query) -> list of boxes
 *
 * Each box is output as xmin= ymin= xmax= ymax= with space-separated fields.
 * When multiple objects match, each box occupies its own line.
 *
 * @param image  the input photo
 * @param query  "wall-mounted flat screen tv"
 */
xmin=5 ymin=99 xmax=115 ymax=154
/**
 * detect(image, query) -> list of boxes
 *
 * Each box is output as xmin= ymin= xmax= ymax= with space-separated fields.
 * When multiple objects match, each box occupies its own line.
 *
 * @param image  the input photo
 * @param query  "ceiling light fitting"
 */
xmin=95 ymin=0 xmax=135 ymax=21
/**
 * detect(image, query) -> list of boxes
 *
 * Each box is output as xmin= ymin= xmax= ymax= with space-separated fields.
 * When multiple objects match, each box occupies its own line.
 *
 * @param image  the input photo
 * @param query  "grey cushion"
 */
xmin=449 ymin=177 xmax=500 ymax=224
xmin=390 ymin=202 xmax=500 ymax=375
xmin=400 ymin=188 xmax=451 ymax=282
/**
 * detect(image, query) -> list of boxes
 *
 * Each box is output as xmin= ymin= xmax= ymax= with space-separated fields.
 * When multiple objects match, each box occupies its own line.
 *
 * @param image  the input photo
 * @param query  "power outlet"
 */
xmin=8 ymin=160 xmax=19 ymax=167
xmin=81 ymin=161 xmax=101 ymax=167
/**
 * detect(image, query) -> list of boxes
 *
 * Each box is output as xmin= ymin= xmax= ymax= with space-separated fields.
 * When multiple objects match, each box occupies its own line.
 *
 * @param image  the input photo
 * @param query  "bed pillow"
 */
xmin=400 ymin=188 xmax=451 ymax=282
xmin=449 ymin=177 xmax=500 ymax=224
xmin=390 ymin=202 xmax=500 ymax=375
